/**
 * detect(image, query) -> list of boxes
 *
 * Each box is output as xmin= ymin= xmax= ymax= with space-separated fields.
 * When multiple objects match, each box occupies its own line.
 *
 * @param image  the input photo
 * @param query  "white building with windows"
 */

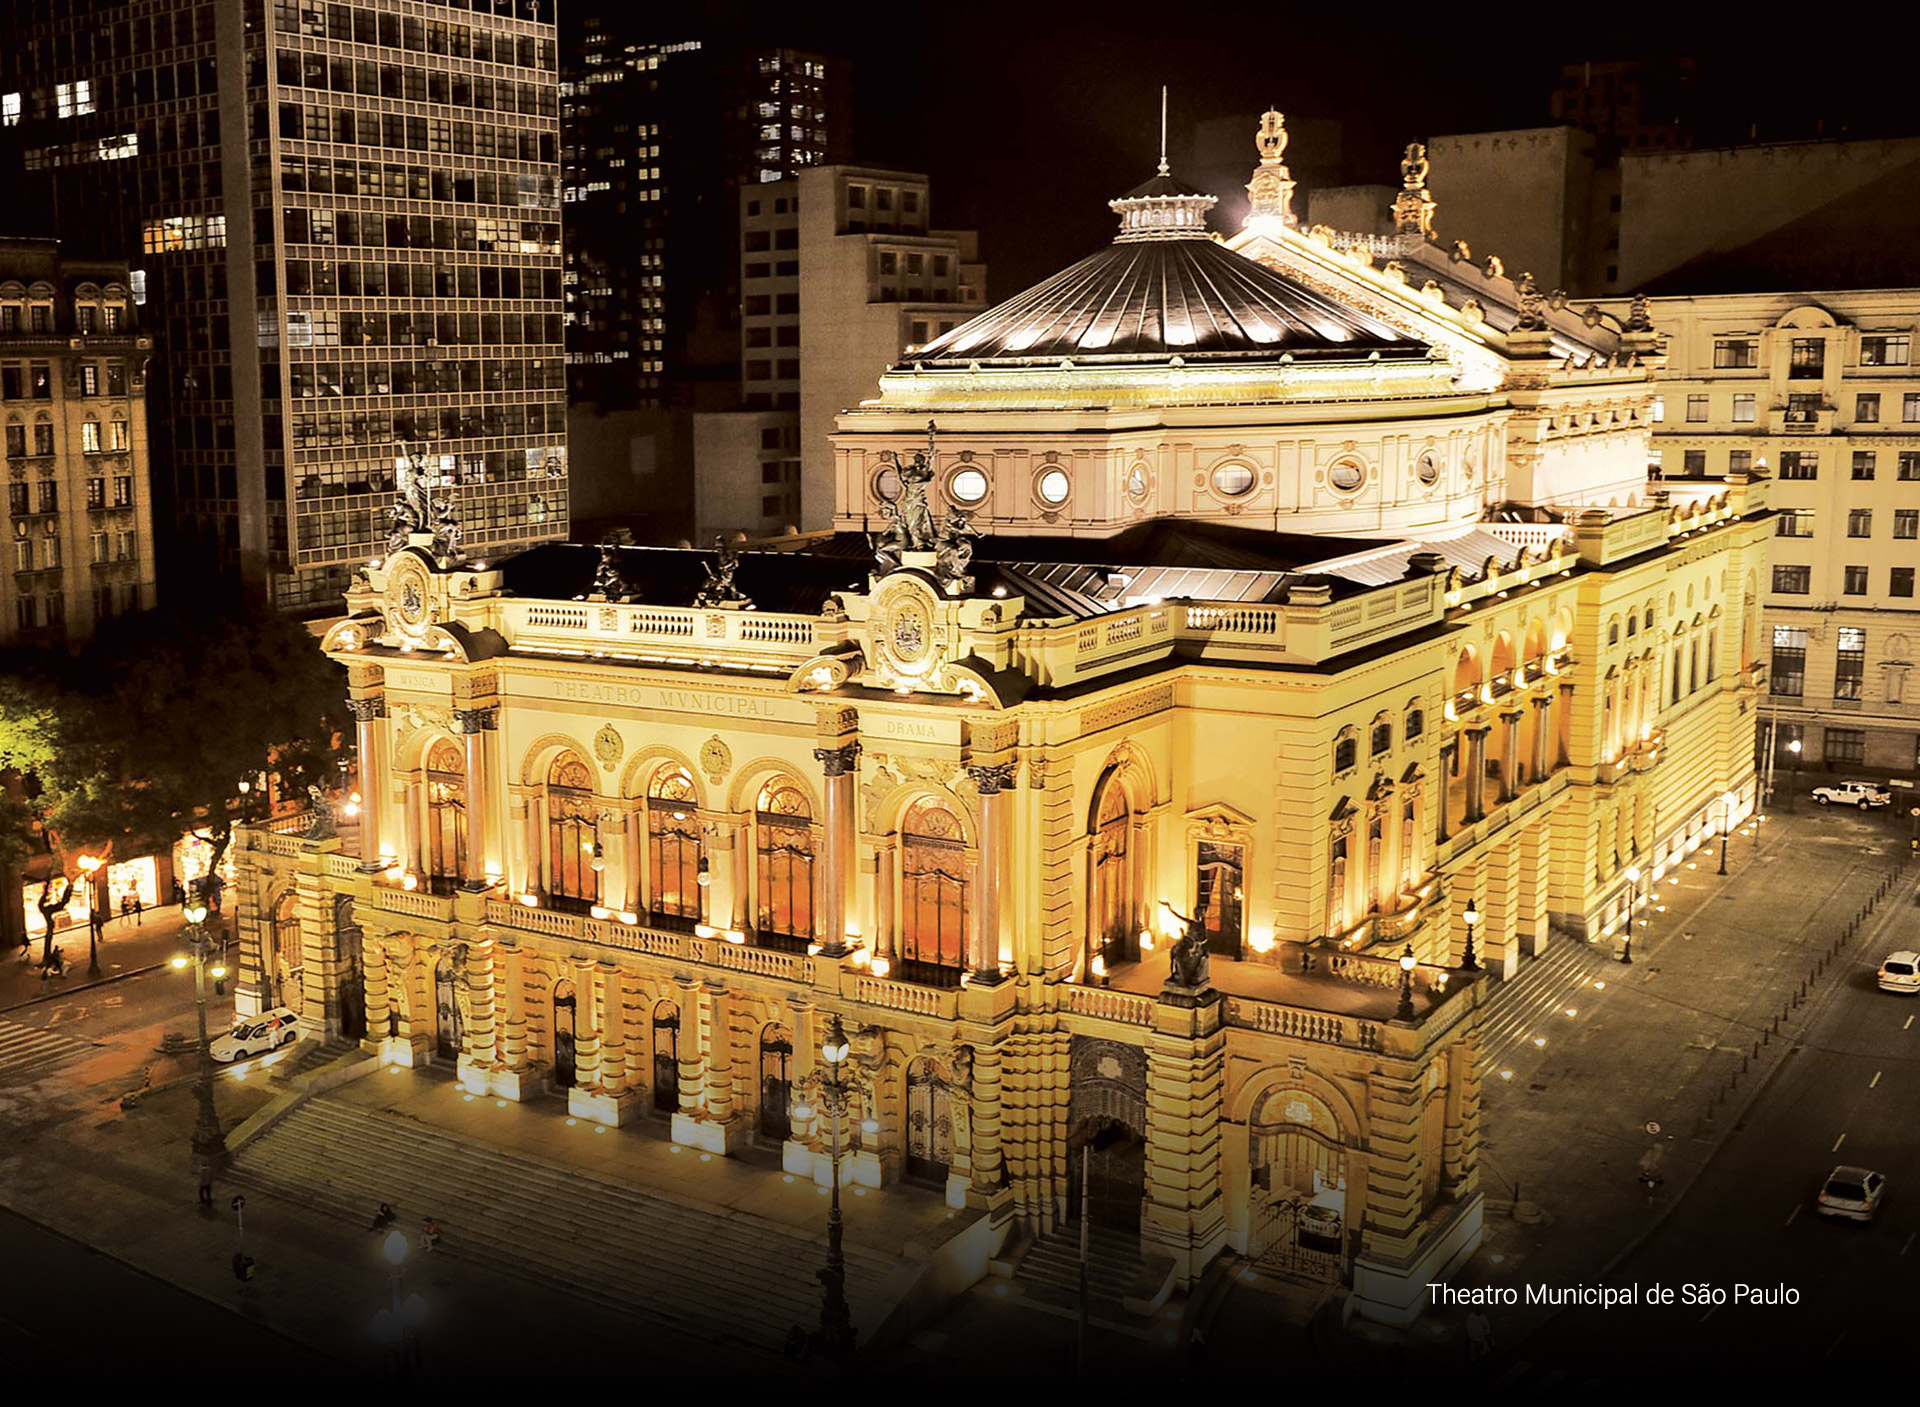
xmin=1616 ymin=290 xmax=1920 ymax=777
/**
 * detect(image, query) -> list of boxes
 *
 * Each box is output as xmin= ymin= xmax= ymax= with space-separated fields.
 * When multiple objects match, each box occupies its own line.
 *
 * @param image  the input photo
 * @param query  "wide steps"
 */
xmin=229 ymin=1098 xmax=897 ymax=1354
xmin=1015 ymin=1229 xmax=1148 ymax=1327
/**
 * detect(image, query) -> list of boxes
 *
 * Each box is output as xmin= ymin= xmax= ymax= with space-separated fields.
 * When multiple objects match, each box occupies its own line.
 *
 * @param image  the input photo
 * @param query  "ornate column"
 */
xmin=813 ymin=741 xmax=861 ymax=955
xmin=456 ymin=937 xmax=496 ymax=1096
xmin=571 ymin=955 xmax=602 ymax=1093
xmin=398 ymin=768 xmax=423 ymax=876
xmin=1499 ymin=711 xmax=1521 ymax=801
xmin=966 ymin=762 xmax=1018 ymax=983
xmin=1531 ymin=695 xmax=1551 ymax=782
xmin=968 ymin=1041 xmax=1005 ymax=1202
xmin=360 ymin=936 xmax=390 ymax=1054
xmin=1464 ymin=727 xmax=1489 ymax=824
xmin=569 ymin=959 xmax=639 ymax=1126
xmin=594 ymin=807 xmax=626 ymax=911
xmin=521 ymin=792 xmax=545 ymax=898
xmin=782 ymin=997 xmax=818 ymax=1176
xmin=455 ymin=706 xmax=497 ymax=889
xmin=597 ymin=962 xmax=627 ymax=1092
xmin=871 ymin=843 xmax=895 ymax=962
xmin=702 ymin=818 xmax=738 ymax=933
xmin=1436 ymin=738 xmax=1457 ymax=842
xmin=348 ymin=697 xmax=387 ymax=871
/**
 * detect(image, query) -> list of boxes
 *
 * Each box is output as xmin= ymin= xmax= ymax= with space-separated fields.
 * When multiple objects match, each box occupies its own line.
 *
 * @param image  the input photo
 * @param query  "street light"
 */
xmin=1620 ymin=867 xmax=1642 ymax=964
xmin=371 ymin=1227 xmax=429 ymax=1382
xmin=174 ymin=902 xmax=229 ymax=1193
xmin=76 ymin=854 xmax=103 ymax=976
xmin=813 ymin=1013 xmax=857 ymax=1366
xmin=1461 ymin=899 xmax=1481 ymax=972
xmin=1396 ymin=944 xmax=1417 ymax=1021
xmin=1786 ymin=737 xmax=1803 ymax=812
xmin=1718 ymin=790 xmax=1736 ymax=875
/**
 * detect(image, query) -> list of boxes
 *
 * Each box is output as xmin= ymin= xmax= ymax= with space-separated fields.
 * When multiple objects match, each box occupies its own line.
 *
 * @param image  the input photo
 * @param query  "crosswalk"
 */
xmin=0 ymin=1017 xmax=98 ymax=1083
xmin=1475 ymin=935 xmax=1613 ymax=1080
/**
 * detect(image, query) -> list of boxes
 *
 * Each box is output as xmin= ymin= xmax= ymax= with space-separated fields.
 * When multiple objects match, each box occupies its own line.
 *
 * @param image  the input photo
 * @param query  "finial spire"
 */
xmin=1158 ymin=86 xmax=1169 ymax=177
xmin=1243 ymin=109 xmax=1297 ymax=230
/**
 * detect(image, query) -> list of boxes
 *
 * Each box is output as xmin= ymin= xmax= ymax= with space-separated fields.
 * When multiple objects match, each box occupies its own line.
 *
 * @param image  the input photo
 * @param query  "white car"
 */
xmin=1812 ymin=780 xmax=1892 ymax=810
xmin=1816 ymin=1166 xmax=1886 ymax=1222
xmin=1879 ymin=952 xmax=1920 ymax=994
xmin=209 ymin=1007 xmax=300 ymax=1064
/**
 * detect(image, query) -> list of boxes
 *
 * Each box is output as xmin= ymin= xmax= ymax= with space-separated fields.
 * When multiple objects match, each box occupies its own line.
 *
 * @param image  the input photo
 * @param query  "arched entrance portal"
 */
xmin=552 ymin=981 xmax=577 ymax=1088
xmin=904 ymin=1056 xmax=953 ymax=1185
xmin=434 ymin=954 xmax=464 ymax=1061
xmin=1250 ymin=1088 xmax=1350 ymax=1283
xmin=1066 ymin=1036 xmax=1148 ymax=1233
xmin=271 ymin=892 xmax=302 ymax=1011
xmin=651 ymin=1002 xmax=678 ymax=1112
xmin=334 ymin=897 xmax=365 ymax=1042
xmin=758 ymin=1024 xmax=793 ymax=1142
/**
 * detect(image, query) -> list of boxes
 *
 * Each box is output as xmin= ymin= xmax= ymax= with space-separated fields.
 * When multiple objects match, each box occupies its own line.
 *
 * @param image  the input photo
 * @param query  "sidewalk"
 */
xmin=1303 ymin=807 xmax=1914 ymax=1379
xmin=3 ymin=901 xmax=223 ymax=1011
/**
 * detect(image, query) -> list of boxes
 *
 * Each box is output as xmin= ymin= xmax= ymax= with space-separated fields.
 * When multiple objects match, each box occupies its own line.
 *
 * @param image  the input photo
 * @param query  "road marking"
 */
xmin=1784 ymin=1206 xmax=1801 ymax=1226
xmin=1903 ymin=1233 xmax=1916 ymax=1257
xmin=1871 ymin=1070 xmax=1883 ymax=1088
xmin=1833 ymin=1133 xmax=1847 ymax=1152
xmin=1906 ymin=1015 xmax=1915 ymax=1031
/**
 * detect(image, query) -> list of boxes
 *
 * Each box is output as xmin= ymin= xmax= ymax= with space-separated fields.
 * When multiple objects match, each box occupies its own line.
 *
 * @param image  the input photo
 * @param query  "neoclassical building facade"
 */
xmin=234 ymin=117 xmax=1769 ymax=1328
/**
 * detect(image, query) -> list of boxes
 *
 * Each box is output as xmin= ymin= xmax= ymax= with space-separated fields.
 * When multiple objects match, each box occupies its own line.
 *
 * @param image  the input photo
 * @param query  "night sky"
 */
xmin=646 ymin=0 xmax=1920 ymax=297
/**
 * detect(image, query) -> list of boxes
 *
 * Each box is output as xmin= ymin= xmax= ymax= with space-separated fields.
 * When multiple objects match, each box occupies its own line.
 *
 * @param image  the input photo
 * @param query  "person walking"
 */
xmin=131 ymin=894 xmax=143 ymax=926
xmin=170 ymin=876 xmax=184 ymax=908
xmin=119 ymin=894 xmax=131 ymax=925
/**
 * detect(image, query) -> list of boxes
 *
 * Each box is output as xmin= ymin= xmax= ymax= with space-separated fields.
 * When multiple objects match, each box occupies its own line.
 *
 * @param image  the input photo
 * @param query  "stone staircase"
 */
xmin=228 ymin=1097 xmax=900 ymax=1356
xmin=1014 ymin=1226 xmax=1154 ymax=1336
xmin=269 ymin=1037 xmax=361 ymax=1087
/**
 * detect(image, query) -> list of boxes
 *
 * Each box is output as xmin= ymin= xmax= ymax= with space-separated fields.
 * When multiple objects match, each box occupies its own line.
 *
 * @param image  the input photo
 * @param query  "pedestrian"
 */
xmin=119 ymin=894 xmax=131 ymax=924
xmin=198 ymin=1179 xmax=215 ymax=1209
xmin=1466 ymin=1308 xmax=1494 ymax=1360
xmin=90 ymin=909 xmax=105 ymax=944
xmin=368 ymin=1202 xmax=396 ymax=1233
xmin=170 ymin=876 xmax=184 ymax=908
xmin=43 ymin=946 xmax=65 ymax=978
xmin=132 ymin=894 xmax=143 ymax=925
xmin=419 ymin=1216 xmax=441 ymax=1253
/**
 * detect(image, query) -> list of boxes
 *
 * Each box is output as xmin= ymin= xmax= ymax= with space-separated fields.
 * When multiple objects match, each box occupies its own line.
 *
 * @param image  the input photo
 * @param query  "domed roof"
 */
xmin=915 ymin=164 xmax=1426 ymax=366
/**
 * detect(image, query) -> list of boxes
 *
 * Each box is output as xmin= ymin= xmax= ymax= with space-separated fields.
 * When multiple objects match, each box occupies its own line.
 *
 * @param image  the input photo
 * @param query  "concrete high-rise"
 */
xmin=0 ymin=0 xmax=569 ymax=611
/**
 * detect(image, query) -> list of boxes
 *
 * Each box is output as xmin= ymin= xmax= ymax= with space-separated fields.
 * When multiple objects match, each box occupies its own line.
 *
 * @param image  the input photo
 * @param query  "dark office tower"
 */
xmin=0 ymin=0 xmax=568 ymax=612
xmin=561 ymin=16 xmax=851 ymax=414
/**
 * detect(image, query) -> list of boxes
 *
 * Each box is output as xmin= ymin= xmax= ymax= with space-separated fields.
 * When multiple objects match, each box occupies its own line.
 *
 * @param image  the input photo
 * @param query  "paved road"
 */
xmin=1519 ymin=865 xmax=1920 ymax=1390
xmin=0 ymin=1203 xmax=340 ymax=1381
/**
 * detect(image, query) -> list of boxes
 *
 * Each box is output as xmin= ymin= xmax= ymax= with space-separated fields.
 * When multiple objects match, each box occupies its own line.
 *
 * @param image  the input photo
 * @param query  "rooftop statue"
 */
xmin=871 ymin=421 xmax=941 ymax=571
xmin=304 ymin=784 xmax=338 ymax=842
xmin=934 ymin=507 xmax=981 ymax=594
xmin=581 ymin=538 xmax=638 ymax=603
xmin=1160 ymin=903 xmax=1213 ymax=992
xmin=693 ymin=534 xmax=754 ymax=609
xmin=386 ymin=444 xmax=465 ymax=562
xmin=1514 ymin=271 xmax=1550 ymax=332
xmin=1400 ymin=142 xmax=1429 ymax=190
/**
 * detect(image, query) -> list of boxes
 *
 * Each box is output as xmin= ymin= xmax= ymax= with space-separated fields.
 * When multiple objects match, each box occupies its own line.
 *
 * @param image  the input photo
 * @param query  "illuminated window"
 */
xmin=647 ymin=767 xmax=701 ymax=923
xmin=754 ymin=778 xmax=813 ymax=943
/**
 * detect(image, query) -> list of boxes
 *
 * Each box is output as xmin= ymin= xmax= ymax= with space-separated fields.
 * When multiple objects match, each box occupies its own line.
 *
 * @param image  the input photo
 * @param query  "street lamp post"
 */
xmin=371 ymin=1228 xmax=429 ymax=1382
xmin=1396 ymin=944 xmax=1417 ymax=1021
xmin=77 ymin=855 xmax=103 ymax=976
xmin=812 ymin=1014 xmax=857 ymax=1365
xmin=1460 ymin=899 xmax=1481 ymax=972
xmin=1786 ymin=737 xmax=1802 ymax=812
xmin=1620 ymin=866 xmax=1641 ymax=964
xmin=171 ymin=903 xmax=229 ymax=1191
xmin=1718 ymin=790 xmax=1736 ymax=875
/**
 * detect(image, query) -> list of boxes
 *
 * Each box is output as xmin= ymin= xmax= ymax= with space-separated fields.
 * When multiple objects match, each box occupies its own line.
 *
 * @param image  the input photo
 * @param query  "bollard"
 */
xmin=1741 ymin=1053 xmax=1749 ymax=1073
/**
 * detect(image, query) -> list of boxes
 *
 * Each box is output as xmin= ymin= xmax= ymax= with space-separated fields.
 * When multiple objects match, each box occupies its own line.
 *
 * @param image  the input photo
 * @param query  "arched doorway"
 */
xmin=753 ymin=778 xmax=814 ymax=950
xmin=1066 ymin=1117 xmax=1147 ymax=1231
xmin=1089 ymin=771 xmax=1134 ymax=969
xmin=271 ymin=892 xmax=302 ymax=1011
xmin=553 ymin=981 xmax=577 ymax=1088
xmin=647 ymin=766 xmax=702 ymax=925
xmin=434 ymin=953 xmax=464 ymax=1061
xmin=546 ymin=754 xmax=598 ymax=909
xmin=904 ymin=1056 xmax=953 ymax=1185
xmin=425 ymin=739 xmax=468 ymax=886
xmin=651 ymin=1001 xmax=679 ymax=1113
xmin=899 ymin=798 xmax=969 ymax=985
xmin=758 ymin=1024 xmax=793 ymax=1142
xmin=1250 ymin=1088 xmax=1350 ymax=1282
xmin=334 ymin=897 xmax=365 ymax=1042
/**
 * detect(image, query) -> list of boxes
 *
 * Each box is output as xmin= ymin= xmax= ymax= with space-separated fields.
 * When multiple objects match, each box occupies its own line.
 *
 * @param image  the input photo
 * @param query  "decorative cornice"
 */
xmin=346 ymin=697 xmax=387 ymax=723
xmin=813 ymin=742 xmax=863 ymax=778
xmin=965 ymin=761 xmax=1019 ymax=796
xmin=453 ymin=706 xmax=498 ymax=734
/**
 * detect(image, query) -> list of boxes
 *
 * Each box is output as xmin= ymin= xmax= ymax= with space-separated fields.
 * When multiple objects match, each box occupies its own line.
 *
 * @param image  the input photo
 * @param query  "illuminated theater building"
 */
xmin=234 ymin=114 xmax=1768 ymax=1325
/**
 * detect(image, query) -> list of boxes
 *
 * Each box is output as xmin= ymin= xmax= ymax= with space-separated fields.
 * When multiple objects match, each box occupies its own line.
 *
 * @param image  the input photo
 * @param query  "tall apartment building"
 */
xmin=561 ymin=20 xmax=851 ymax=413
xmin=694 ymin=165 xmax=984 ymax=540
xmin=0 ymin=0 xmax=568 ymax=612
xmin=1617 ymin=290 xmax=1920 ymax=778
xmin=0 ymin=238 xmax=155 ymax=644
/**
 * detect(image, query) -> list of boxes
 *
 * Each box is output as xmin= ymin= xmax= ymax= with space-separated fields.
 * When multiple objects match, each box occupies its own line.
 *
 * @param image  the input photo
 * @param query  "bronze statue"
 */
xmin=933 ymin=507 xmax=981 ymax=593
xmin=1513 ymin=271 xmax=1549 ymax=332
xmin=693 ymin=534 xmax=753 ymax=609
xmin=1160 ymin=904 xmax=1212 ymax=990
xmin=304 ymin=784 xmax=338 ymax=842
xmin=582 ymin=541 xmax=635 ymax=602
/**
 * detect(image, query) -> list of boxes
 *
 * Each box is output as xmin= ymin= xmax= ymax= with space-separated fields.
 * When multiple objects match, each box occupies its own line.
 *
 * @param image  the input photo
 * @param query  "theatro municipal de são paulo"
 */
xmin=1431 ymin=1283 xmax=1802 ymax=1307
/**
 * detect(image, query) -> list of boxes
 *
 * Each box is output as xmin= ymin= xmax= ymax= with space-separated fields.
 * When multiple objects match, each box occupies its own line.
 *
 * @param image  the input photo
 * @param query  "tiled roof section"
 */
xmin=915 ymin=236 xmax=1428 ymax=364
xmin=1309 ymin=528 xmax=1537 ymax=587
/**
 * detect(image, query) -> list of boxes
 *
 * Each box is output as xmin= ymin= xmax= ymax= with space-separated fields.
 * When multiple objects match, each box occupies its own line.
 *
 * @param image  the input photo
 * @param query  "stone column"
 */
xmin=456 ymin=938 xmax=496 ymax=1096
xmin=571 ymin=955 xmax=602 ymax=1092
xmin=1464 ymin=728 xmax=1489 ymax=824
xmin=522 ymin=795 xmax=545 ymax=897
xmin=702 ymin=818 xmax=738 ymax=933
xmin=399 ymin=771 xmax=424 ymax=876
xmin=454 ymin=707 xmax=495 ymax=889
xmin=1499 ymin=711 xmax=1521 ymax=801
xmin=1531 ymin=695 xmax=1551 ymax=781
xmin=349 ymin=697 xmax=387 ymax=871
xmin=812 ymin=742 xmax=861 ymax=954
xmin=361 ymin=936 xmax=390 ymax=1055
xmin=871 ymin=843 xmax=895 ymax=962
xmin=782 ymin=998 xmax=818 ymax=1176
xmin=966 ymin=762 xmax=1018 ymax=983
xmin=704 ymin=983 xmax=735 ymax=1125
xmin=968 ymin=1041 xmax=1005 ymax=1202
xmin=570 ymin=959 xmax=639 ymax=1126
xmin=597 ymin=962 xmax=627 ymax=1092
xmin=1436 ymin=738 xmax=1457 ymax=842
xmin=594 ymin=808 xmax=625 ymax=910
xmin=1144 ymin=998 xmax=1229 ymax=1289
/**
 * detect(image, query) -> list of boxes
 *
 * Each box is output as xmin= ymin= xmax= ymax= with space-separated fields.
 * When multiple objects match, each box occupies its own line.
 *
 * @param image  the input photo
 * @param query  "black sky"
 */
xmin=620 ymin=1 xmax=1917 ymax=296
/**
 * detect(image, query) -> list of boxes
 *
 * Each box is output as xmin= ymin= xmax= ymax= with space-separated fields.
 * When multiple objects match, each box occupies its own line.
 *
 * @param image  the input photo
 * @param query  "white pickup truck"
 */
xmin=1811 ymin=780 xmax=1893 ymax=809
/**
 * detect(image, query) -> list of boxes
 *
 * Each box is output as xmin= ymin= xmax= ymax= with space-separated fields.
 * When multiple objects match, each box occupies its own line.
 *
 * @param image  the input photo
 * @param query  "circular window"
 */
xmin=1210 ymin=462 xmax=1256 ymax=498
xmin=1125 ymin=464 xmax=1150 ymax=501
xmin=1415 ymin=452 xmax=1440 ymax=486
xmin=872 ymin=466 xmax=901 ymax=503
xmin=1328 ymin=457 xmax=1366 ymax=493
xmin=1036 ymin=469 xmax=1071 ymax=505
xmin=948 ymin=467 xmax=988 ymax=504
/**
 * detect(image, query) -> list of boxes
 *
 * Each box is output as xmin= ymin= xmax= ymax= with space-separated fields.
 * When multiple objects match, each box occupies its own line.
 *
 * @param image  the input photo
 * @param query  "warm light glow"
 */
xmin=343 ymin=802 xmax=361 ymax=818
xmin=349 ymin=791 xmax=362 ymax=805
xmin=870 ymin=956 xmax=891 ymax=978
xmin=849 ymin=947 xmax=872 ymax=969
xmin=518 ymin=892 xmax=540 ymax=908
xmin=693 ymin=923 xmax=717 ymax=939
xmin=1787 ymin=739 xmax=1801 ymax=754
xmin=589 ymin=905 xmax=610 ymax=921
xmin=401 ymin=873 xmax=419 ymax=891
xmin=1247 ymin=927 xmax=1274 ymax=954
xmin=619 ymin=912 xmax=639 ymax=925
xmin=382 ymin=1230 xmax=409 ymax=1266
xmin=1399 ymin=950 xmax=1417 ymax=973
xmin=724 ymin=930 xmax=746 ymax=945
xmin=170 ymin=955 xmax=190 ymax=970
xmin=806 ymin=942 xmax=822 ymax=956
xmin=1624 ymin=866 xmax=1642 ymax=885
xmin=209 ymin=963 xmax=228 ymax=981
xmin=1090 ymin=955 xmax=1108 ymax=978
xmin=184 ymin=903 xmax=208 ymax=926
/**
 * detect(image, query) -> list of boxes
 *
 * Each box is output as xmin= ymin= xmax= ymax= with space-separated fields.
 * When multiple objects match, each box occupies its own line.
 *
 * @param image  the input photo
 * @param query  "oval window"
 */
xmin=873 ymin=466 xmax=901 ymax=503
xmin=1328 ymin=457 xmax=1366 ymax=492
xmin=1125 ymin=464 xmax=1149 ymax=500
xmin=1415 ymin=452 xmax=1440 ymax=486
xmin=1036 ymin=469 xmax=1071 ymax=505
xmin=949 ymin=468 xmax=988 ymax=503
xmin=1210 ymin=462 xmax=1255 ymax=498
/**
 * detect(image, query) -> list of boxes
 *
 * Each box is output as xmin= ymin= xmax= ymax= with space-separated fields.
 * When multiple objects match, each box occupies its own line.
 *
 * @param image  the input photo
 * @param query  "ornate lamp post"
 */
xmin=171 ymin=902 xmax=230 ymax=1187
xmin=1396 ymin=944 xmax=1417 ymax=1021
xmin=76 ymin=854 xmax=103 ymax=976
xmin=810 ymin=1014 xmax=857 ymax=1365
xmin=1620 ymin=866 xmax=1641 ymax=964
xmin=1460 ymin=898 xmax=1481 ymax=971
xmin=371 ymin=1228 xmax=429 ymax=1382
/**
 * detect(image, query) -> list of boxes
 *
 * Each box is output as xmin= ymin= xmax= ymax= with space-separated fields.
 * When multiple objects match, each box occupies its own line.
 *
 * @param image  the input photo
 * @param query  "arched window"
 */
xmin=1626 ymin=613 xmax=1637 ymax=638
xmin=1333 ymin=732 xmax=1357 ymax=775
xmin=1405 ymin=707 xmax=1425 ymax=742
xmin=900 ymin=799 xmax=969 ymax=983
xmin=272 ymin=891 xmax=302 ymax=1009
xmin=545 ymin=753 xmax=597 ymax=905
xmin=652 ymin=1001 xmax=679 ymax=1113
xmin=1090 ymin=773 xmax=1133 ymax=963
xmin=425 ymin=739 xmax=466 ymax=882
xmin=647 ymin=767 xmax=702 ymax=924
xmin=1371 ymin=721 xmax=1392 ymax=757
xmin=1608 ymin=619 xmax=1620 ymax=647
xmin=754 ymin=777 xmax=813 ymax=944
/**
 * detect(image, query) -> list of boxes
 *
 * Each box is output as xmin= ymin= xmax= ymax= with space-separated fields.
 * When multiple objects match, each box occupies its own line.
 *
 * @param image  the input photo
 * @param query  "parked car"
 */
xmin=1816 ymin=1165 xmax=1886 ymax=1222
xmin=209 ymin=1007 xmax=300 ymax=1064
xmin=1812 ymin=781 xmax=1892 ymax=810
xmin=1878 ymin=952 xmax=1920 ymax=994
